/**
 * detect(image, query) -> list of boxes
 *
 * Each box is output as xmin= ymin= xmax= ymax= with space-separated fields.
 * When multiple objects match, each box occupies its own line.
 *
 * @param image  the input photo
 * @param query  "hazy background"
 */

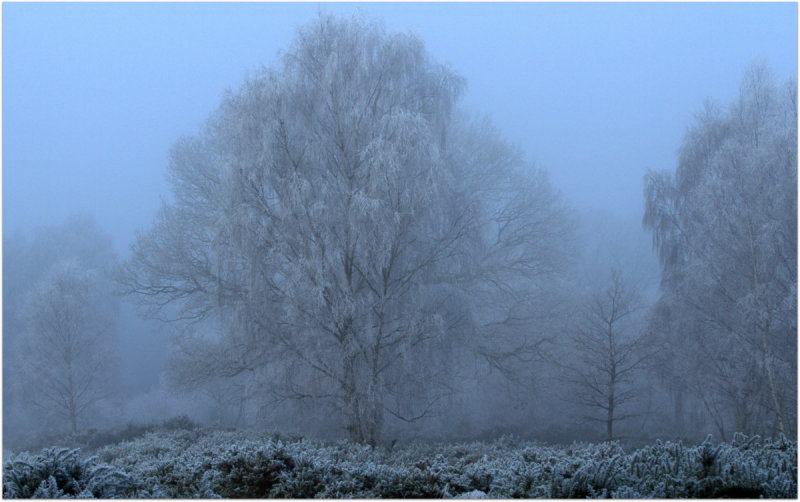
xmin=3 ymin=2 xmax=797 ymax=449
xmin=4 ymin=2 xmax=796 ymax=254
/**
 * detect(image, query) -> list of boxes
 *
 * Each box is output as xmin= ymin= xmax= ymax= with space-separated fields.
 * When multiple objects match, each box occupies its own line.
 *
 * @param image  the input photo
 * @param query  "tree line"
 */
xmin=4 ymin=14 xmax=796 ymax=448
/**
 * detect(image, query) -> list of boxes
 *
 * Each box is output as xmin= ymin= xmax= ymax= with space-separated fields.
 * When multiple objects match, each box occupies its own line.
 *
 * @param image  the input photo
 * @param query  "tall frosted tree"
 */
xmin=122 ymin=14 xmax=571 ymax=444
xmin=644 ymin=63 xmax=797 ymax=438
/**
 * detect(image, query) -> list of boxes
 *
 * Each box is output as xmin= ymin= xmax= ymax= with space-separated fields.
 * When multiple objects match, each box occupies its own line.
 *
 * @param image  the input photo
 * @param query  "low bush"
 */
xmin=4 ymin=430 xmax=796 ymax=498
xmin=3 ymin=447 xmax=132 ymax=498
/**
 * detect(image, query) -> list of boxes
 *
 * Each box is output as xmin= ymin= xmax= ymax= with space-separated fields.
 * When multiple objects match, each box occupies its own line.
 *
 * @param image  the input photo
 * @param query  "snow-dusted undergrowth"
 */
xmin=3 ymin=447 xmax=131 ymax=498
xmin=4 ymin=429 xmax=796 ymax=498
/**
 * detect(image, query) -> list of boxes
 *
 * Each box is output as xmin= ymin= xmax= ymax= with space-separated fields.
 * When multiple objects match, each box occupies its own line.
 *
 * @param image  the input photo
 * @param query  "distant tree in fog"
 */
xmin=4 ymin=215 xmax=119 ymax=444
xmin=561 ymin=268 xmax=650 ymax=440
xmin=644 ymin=63 xmax=797 ymax=439
xmin=21 ymin=260 xmax=118 ymax=435
xmin=4 ymin=214 xmax=117 ymax=352
xmin=120 ymin=14 xmax=572 ymax=444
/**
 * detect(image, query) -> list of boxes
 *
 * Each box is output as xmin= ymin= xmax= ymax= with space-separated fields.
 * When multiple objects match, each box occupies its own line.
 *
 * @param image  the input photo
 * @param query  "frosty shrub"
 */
xmin=8 ymin=430 xmax=796 ymax=498
xmin=3 ymin=447 xmax=131 ymax=498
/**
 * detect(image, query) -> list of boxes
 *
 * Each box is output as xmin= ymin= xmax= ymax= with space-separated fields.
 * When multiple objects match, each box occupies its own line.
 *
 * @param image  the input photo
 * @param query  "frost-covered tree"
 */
xmin=3 ymin=215 xmax=117 ymax=363
xmin=644 ymin=63 xmax=797 ymax=438
xmin=121 ymin=14 xmax=571 ymax=444
xmin=561 ymin=268 xmax=650 ymax=440
xmin=3 ymin=215 xmax=119 ymax=445
xmin=21 ymin=260 xmax=118 ymax=435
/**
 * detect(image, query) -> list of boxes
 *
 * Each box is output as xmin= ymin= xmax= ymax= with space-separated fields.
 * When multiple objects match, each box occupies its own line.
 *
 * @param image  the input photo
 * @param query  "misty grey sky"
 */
xmin=3 ymin=2 xmax=797 ymax=256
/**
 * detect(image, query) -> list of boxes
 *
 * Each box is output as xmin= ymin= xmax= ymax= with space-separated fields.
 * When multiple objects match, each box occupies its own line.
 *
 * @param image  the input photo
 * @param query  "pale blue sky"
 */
xmin=3 ymin=2 xmax=797 ymax=255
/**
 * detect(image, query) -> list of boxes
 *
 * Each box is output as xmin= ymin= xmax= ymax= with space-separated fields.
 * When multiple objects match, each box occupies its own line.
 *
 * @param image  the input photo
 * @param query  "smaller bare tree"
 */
xmin=21 ymin=260 xmax=117 ymax=435
xmin=561 ymin=268 xmax=650 ymax=440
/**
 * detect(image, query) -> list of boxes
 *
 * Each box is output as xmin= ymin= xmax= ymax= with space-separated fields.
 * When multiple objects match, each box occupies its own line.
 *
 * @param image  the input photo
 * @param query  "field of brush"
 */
xmin=3 ymin=427 xmax=797 ymax=498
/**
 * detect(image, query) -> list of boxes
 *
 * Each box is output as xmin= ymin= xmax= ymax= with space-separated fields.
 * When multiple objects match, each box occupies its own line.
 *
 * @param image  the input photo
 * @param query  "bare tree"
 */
xmin=561 ymin=268 xmax=650 ymax=440
xmin=120 ymin=14 xmax=572 ymax=444
xmin=21 ymin=260 xmax=117 ymax=435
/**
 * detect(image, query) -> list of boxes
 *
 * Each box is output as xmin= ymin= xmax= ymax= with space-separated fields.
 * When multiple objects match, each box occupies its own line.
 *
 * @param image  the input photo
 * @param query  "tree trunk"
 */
xmin=342 ymin=338 xmax=383 ymax=446
xmin=607 ymin=356 xmax=616 ymax=441
xmin=673 ymin=386 xmax=685 ymax=433
xmin=748 ymin=220 xmax=787 ymax=436
xmin=365 ymin=377 xmax=383 ymax=447
xmin=607 ymin=366 xmax=615 ymax=441
xmin=66 ymin=356 xmax=78 ymax=435
xmin=700 ymin=392 xmax=727 ymax=442
xmin=343 ymin=353 xmax=362 ymax=443
xmin=760 ymin=319 xmax=787 ymax=436
xmin=344 ymin=391 xmax=382 ymax=445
